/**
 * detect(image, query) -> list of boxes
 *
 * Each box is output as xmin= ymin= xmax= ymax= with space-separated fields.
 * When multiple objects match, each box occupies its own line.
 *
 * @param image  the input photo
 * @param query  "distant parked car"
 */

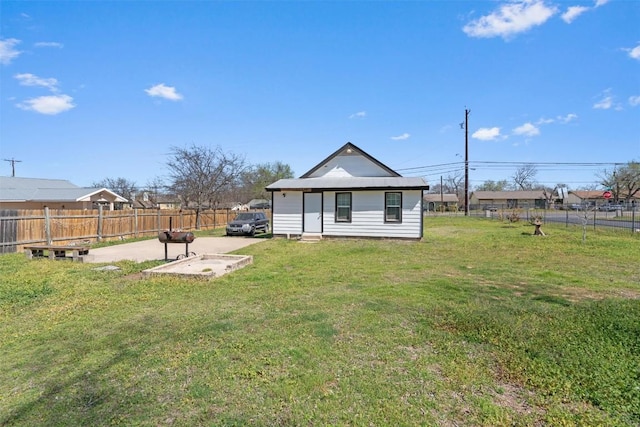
xmin=569 ymin=203 xmax=582 ymax=210
xmin=599 ymin=204 xmax=624 ymax=212
xmin=226 ymin=212 xmax=270 ymax=236
xmin=483 ymin=205 xmax=499 ymax=211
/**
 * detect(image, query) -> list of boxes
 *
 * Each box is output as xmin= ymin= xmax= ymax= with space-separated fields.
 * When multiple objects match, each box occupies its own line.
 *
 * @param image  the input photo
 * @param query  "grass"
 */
xmin=1 ymin=217 xmax=639 ymax=426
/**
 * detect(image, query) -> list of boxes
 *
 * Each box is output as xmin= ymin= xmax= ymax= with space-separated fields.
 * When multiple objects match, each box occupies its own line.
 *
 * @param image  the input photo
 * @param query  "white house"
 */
xmin=265 ymin=143 xmax=429 ymax=240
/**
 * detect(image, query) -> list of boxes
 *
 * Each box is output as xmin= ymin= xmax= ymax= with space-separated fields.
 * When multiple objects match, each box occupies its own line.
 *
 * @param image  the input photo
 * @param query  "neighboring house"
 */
xmin=231 ymin=203 xmax=249 ymax=211
xmin=469 ymin=190 xmax=548 ymax=209
xmin=155 ymin=194 xmax=181 ymax=210
xmin=566 ymin=190 xmax=639 ymax=207
xmin=265 ymin=142 xmax=430 ymax=240
xmin=423 ymin=193 xmax=459 ymax=211
xmin=127 ymin=192 xmax=156 ymax=209
xmin=0 ymin=177 xmax=127 ymax=210
xmin=248 ymin=198 xmax=271 ymax=209
xmin=130 ymin=199 xmax=156 ymax=209
xmin=565 ymin=190 xmax=605 ymax=207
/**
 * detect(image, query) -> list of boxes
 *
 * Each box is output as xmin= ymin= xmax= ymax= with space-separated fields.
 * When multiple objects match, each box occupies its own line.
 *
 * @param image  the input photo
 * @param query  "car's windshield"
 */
xmin=235 ymin=213 xmax=255 ymax=220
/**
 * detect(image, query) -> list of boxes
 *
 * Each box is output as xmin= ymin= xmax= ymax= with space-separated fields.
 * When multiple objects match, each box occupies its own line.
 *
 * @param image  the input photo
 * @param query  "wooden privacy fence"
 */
xmin=0 ymin=207 xmax=242 ymax=253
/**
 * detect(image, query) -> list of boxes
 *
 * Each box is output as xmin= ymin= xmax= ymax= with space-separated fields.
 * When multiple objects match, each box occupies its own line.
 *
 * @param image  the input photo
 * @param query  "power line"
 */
xmin=397 ymin=160 xmax=624 ymax=173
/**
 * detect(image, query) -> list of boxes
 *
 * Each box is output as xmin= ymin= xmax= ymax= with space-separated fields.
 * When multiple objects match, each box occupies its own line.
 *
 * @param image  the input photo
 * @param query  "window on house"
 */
xmin=385 ymin=192 xmax=402 ymax=222
xmin=335 ymin=192 xmax=352 ymax=222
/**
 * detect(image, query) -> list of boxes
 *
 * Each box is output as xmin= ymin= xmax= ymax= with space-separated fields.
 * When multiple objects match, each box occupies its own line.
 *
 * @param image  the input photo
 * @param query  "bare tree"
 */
xmin=92 ymin=177 xmax=137 ymax=201
xmin=598 ymin=162 xmax=640 ymax=203
xmin=166 ymin=145 xmax=247 ymax=229
xmin=512 ymin=164 xmax=538 ymax=190
xmin=576 ymin=206 xmax=596 ymax=243
xmin=141 ymin=177 xmax=167 ymax=204
xmin=541 ymin=183 xmax=566 ymax=209
xmin=427 ymin=173 xmax=465 ymax=209
xmin=444 ymin=173 xmax=465 ymax=201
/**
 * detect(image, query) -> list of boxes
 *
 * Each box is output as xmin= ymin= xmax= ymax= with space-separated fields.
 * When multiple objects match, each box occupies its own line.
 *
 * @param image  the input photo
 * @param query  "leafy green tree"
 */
xmin=241 ymin=161 xmax=294 ymax=201
xmin=474 ymin=179 xmax=510 ymax=191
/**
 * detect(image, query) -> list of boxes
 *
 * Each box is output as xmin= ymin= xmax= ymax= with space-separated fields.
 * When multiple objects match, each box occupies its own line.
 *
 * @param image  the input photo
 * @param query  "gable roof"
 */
xmin=266 ymin=143 xmax=428 ymax=192
xmin=0 ymin=176 xmax=127 ymax=202
xmin=301 ymin=142 xmax=401 ymax=178
xmin=569 ymin=190 xmax=605 ymax=200
xmin=424 ymin=193 xmax=459 ymax=203
xmin=266 ymin=176 xmax=428 ymax=191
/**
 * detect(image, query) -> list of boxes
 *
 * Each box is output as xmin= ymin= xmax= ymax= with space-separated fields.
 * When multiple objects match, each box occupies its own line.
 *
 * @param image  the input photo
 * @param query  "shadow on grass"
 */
xmin=1 ymin=314 xmax=172 ymax=426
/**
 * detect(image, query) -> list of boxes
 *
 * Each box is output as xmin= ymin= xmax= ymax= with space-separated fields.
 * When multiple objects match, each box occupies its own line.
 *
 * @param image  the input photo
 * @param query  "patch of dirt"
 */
xmin=123 ymin=272 xmax=145 ymax=281
xmin=559 ymin=286 xmax=640 ymax=302
xmin=492 ymin=382 xmax=543 ymax=419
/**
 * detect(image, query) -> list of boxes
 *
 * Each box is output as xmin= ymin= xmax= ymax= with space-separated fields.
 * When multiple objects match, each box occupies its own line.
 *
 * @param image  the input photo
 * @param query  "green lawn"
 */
xmin=1 ymin=217 xmax=638 ymax=426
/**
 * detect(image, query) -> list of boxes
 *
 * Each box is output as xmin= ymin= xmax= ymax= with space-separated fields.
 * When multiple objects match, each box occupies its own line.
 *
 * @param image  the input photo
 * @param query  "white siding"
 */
xmin=323 ymin=190 xmax=422 ymax=239
xmin=271 ymin=191 xmax=303 ymax=235
xmin=307 ymin=154 xmax=393 ymax=178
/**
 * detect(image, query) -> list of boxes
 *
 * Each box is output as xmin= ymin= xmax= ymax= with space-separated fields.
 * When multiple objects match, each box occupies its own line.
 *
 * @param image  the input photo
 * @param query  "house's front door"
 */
xmin=303 ymin=193 xmax=322 ymax=233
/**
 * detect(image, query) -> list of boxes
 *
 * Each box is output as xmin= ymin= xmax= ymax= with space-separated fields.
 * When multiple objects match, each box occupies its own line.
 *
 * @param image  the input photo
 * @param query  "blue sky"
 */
xmin=1 ymin=0 xmax=639 ymax=190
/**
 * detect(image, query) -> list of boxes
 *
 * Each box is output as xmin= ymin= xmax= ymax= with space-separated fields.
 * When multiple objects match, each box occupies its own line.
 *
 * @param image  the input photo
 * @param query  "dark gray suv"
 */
xmin=226 ymin=212 xmax=270 ymax=236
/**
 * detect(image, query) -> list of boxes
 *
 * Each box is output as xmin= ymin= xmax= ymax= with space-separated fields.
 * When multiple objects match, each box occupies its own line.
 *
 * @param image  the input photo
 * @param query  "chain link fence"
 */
xmin=463 ymin=205 xmax=639 ymax=234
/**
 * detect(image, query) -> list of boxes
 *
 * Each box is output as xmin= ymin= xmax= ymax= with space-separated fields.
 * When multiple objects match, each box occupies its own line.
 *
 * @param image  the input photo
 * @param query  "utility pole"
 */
xmin=3 ymin=158 xmax=22 ymax=177
xmin=464 ymin=109 xmax=470 ymax=216
xmin=440 ymin=175 xmax=444 ymax=211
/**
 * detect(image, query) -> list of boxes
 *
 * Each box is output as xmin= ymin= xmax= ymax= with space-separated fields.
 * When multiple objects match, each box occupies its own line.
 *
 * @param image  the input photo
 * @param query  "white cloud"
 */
xmin=0 ymin=38 xmax=22 ymax=65
xmin=594 ymin=0 xmax=610 ymax=7
xmin=536 ymin=117 xmax=555 ymax=125
xmin=145 ymin=83 xmax=183 ymax=101
xmin=562 ymin=6 xmax=589 ymax=23
xmin=513 ymin=122 xmax=540 ymax=136
xmin=629 ymin=96 xmax=640 ymax=107
xmin=626 ymin=43 xmax=640 ymax=60
xmin=593 ymin=90 xmax=614 ymax=110
xmin=557 ymin=113 xmax=578 ymax=123
xmin=439 ymin=124 xmax=453 ymax=133
xmin=390 ymin=133 xmax=410 ymax=141
xmin=15 ymin=73 xmax=59 ymax=92
xmin=17 ymin=94 xmax=75 ymax=115
xmin=463 ymin=0 xmax=557 ymax=39
xmin=536 ymin=113 xmax=577 ymax=125
xmin=34 ymin=41 xmax=64 ymax=48
xmin=472 ymin=127 xmax=502 ymax=141
xmin=593 ymin=96 xmax=612 ymax=109
xmin=349 ymin=111 xmax=366 ymax=119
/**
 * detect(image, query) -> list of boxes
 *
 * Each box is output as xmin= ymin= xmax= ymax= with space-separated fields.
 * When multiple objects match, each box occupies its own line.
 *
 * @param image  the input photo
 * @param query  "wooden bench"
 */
xmin=24 ymin=245 xmax=90 ymax=262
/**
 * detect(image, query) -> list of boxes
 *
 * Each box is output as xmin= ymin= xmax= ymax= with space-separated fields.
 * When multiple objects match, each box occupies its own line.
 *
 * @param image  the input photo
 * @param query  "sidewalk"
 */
xmin=85 ymin=237 xmax=264 ymax=263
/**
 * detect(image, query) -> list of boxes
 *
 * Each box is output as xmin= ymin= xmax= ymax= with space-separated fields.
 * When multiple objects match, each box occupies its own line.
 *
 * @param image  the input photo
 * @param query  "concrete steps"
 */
xmin=300 ymin=233 xmax=322 ymax=243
